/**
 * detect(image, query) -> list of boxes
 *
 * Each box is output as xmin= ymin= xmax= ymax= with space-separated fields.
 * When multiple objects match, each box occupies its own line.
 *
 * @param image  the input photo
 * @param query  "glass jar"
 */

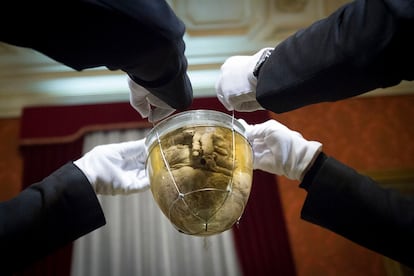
xmin=145 ymin=110 xmax=253 ymax=236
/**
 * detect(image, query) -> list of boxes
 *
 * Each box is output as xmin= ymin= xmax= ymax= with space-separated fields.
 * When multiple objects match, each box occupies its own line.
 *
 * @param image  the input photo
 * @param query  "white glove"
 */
xmin=239 ymin=119 xmax=322 ymax=181
xmin=74 ymin=139 xmax=149 ymax=195
xmin=127 ymin=76 xmax=175 ymax=122
xmin=215 ymin=48 xmax=273 ymax=112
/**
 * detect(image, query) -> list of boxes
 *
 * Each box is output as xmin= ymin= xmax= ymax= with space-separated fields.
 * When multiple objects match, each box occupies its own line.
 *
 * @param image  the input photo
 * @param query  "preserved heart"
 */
xmin=145 ymin=110 xmax=253 ymax=236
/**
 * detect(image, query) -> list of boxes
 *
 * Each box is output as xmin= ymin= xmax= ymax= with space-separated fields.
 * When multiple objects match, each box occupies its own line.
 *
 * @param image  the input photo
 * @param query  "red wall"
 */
xmin=0 ymin=118 xmax=22 ymax=201
xmin=273 ymin=94 xmax=414 ymax=276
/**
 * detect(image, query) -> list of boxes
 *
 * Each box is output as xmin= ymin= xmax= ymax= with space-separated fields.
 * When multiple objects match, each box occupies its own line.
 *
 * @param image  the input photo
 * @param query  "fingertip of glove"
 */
xmin=149 ymin=107 xmax=175 ymax=123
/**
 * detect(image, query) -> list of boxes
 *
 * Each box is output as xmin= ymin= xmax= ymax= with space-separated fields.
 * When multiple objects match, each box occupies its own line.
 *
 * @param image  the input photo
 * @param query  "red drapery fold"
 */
xmin=232 ymin=170 xmax=297 ymax=276
xmin=18 ymin=98 xmax=296 ymax=276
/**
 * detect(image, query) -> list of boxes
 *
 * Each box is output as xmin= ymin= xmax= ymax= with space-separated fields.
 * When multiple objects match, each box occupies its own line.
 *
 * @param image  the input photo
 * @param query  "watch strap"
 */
xmin=253 ymin=49 xmax=273 ymax=77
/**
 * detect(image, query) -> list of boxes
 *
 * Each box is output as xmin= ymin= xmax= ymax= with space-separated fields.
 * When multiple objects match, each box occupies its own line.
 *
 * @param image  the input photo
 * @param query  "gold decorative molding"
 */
xmin=383 ymin=256 xmax=414 ymax=276
xmin=364 ymin=169 xmax=414 ymax=275
xmin=276 ymin=0 xmax=308 ymax=12
xmin=366 ymin=169 xmax=414 ymax=195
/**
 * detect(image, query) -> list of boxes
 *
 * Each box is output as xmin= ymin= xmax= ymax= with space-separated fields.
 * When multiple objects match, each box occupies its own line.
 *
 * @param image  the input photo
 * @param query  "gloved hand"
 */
xmin=239 ymin=119 xmax=322 ymax=181
xmin=74 ymin=139 xmax=149 ymax=195
xmin=128 ymin=76 xmax=175 ymax=122
xmin=215 ymin=48 xmax=273 ymax=112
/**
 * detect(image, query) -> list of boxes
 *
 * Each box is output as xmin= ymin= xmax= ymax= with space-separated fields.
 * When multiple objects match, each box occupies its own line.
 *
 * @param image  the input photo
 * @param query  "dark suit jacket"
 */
xmin=1 ymin=0 xmax=192 ymax=110
xmin=253 ymin=0 xmax=414 ymax=268
xmin=256 ymin=0 xmax=414 ymax=113
xmin=0 ymin=163 xmax=106 ymax=274
xmin=301 ymin=154 xmax=414 ymax=268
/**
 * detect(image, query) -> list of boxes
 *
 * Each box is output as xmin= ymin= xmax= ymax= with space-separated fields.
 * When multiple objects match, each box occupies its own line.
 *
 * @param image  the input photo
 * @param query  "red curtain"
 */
xmin=18 ymin=98 xmax=296 ymax=276
xmin=232 ymin=170 xmax=297 ymax=276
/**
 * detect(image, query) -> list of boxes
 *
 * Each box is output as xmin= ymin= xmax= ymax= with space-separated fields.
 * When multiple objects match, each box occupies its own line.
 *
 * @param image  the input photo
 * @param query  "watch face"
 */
xmin=253 ymin=49 xmax=273 ymax=77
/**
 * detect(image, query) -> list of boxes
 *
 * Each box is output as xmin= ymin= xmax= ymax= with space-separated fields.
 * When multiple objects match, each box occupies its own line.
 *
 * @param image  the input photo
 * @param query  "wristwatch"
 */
xmin=253 ymin=49 xmax=273 ymax=77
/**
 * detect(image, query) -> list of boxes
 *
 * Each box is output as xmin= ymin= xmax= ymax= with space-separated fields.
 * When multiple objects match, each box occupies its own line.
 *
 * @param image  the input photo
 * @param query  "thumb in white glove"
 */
xmin=128 ymin=76 xmax=175 ymax=122
xmin=74 ymin=139 xmax=149 ymax=195
xmin=215 ymin=48 xmax=273 ymax=112
xmin=239 ymin=119 xmax=322 ymax=181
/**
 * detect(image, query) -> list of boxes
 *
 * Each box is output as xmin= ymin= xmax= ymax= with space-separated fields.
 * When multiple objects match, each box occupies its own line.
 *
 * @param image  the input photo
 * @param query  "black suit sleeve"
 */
xmin=0 ymin=162 xmax=106 ymax=274
xmin=1 ymin=0 xmax=192 ymax=110
xmin=300 ymin=153 xmax=414 ymax=268
xmin=256 ymin=0 xmax=414 ymax=113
